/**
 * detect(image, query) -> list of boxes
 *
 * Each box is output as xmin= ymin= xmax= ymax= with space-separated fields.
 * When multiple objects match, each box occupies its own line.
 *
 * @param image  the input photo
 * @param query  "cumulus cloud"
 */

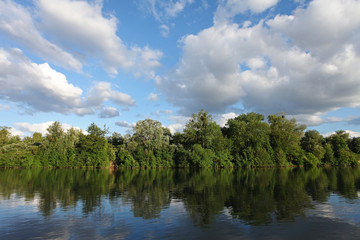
xmin=159 ymin=0 xmax=360 ymax=120
xmin=214 ymin=0 xmax=280 ymax=24
xmin=0 ymin=48 xmax=135 ymax=117
xmin=267 ymin=0 xmax=360 ymax=59
xmin=345 ymin=130 xmax=360 ymax=138
xmin=289 ymin=113 xmax=346 ymax=126
xmin=0 ymin=0 xmax=82 ymax=71
xmin=215 ymin=112 xmax=237 ymax=127
xmin=147 ymin=93 xmax=160 ymax=102
xmin=14 ymin=121 xmax=56 ymax=136
xmin=168 ymin=115 xmax=191 ymax=124
xmin=13 ymin=121 xmax=85 ymax=136
xmin=165 ymin=115 xmax=190 ymax=133
xmin=85 ymin=82 xmax=136 ymax=107
xmin=35 ymin=0 xmax=162 ymax=77
xmin=0 ymin=0 xmax=162 ymax=77
xmin=99 ymin=107 xmax=120 ymax=118
xmin=156 ymin=109 xmax=173 ymax=116
xmin=322 ymin=130 xmax=360 ymax=138
xmin=115 ymin=121 xmax=136 ymax=128
xmin=0 ymin=48 xmax=83 ymax=113
xmin=167 ymin=123 xmax=184 ymax=134
xmin=9 ymin=127 xmax=24 ymax=137
xmin=115 ymin=121 xmax=136 ymax=134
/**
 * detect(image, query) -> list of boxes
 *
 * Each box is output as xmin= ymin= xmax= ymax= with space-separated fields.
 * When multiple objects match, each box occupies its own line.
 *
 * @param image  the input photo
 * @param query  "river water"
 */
xmin=1 ymin=167 xmax=360 ymax=239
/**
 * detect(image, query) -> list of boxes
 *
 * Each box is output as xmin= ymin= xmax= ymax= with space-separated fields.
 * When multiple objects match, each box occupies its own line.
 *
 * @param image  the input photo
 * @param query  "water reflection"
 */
xmin=1 ymin=167 xmax=360 ymax=238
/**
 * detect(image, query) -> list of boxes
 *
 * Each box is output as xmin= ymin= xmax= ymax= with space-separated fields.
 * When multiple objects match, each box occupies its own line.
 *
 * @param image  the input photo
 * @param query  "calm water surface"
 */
xmin=1 ymin=168 xmax=360 ymax=239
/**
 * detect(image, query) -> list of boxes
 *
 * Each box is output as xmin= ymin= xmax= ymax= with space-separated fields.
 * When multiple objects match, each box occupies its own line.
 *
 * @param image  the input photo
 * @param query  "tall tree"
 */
xmin=268 ymin=114 xmax=306 ymax=165
xmin=348 ymin=137 xmax=360 ymax=154
xmin=325 ymin=130 xmax=356 ymax=166
xmin=301 ymin=130 xmax=325 ymax=161
xmin=46 ymin=121 xmax=64 ymax=143
xmin=77 ymin=123 xmax=113 ymax=167
xmin=183 ymin=110 xmax=221 ymax=149
xmin=181 ymin=110 xmax=232 ymax=167
xmin=224 ymin=112 xmax=272 ymax=167
xmin=0 ymin=126 xmax=11 ymax=146
xmin=132 ymin=119 xmax=170 ymax=152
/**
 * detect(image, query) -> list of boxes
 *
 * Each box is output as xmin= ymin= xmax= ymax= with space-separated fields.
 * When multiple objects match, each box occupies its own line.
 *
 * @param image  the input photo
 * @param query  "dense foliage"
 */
xmin=1 ymin=111 xmax=359 ymax=168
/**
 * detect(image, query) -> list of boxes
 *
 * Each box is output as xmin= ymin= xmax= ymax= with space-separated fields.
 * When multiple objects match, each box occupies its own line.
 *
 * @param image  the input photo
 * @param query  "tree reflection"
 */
xmin=1 ymin=167 xmax=360 ymax=225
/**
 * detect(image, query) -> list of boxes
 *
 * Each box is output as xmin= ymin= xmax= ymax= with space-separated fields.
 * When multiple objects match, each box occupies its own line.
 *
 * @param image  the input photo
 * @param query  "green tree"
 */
xmin=0 ymin=126 xmax=11 ymax=146
xmin=348 ymin=137 xmax=360 ymax=154
xmin=132 ymin=119 xmax=170 ymax=152
xmin=46 ymin=121 xmax=64 ymax=143
xmin=224 ymin=112 xmax=273 ymax=167
xmin=107 ymin=132 xmax=124 ymax=147
xmin=323 ymin=143 xmax=335 ymax=165
xmin=183 ymin=110 xmax=216 ymax=149
xmin=181 ymin=110 xmax=232 ymax=167
xmin=40 ymin=122 xmax=67 ymax=166
xmin=0 ymin=128 xmax=41 ymax=167
xmin=325 ymin=130 xmax=356 ymax=166
xmin=63 ymin=128 xmax=83 ymax=166
xmin=77 ymin=123 xmax=112 ymax=167
xmin=268 ymin=114 xmax=306 ymax=166
xmin=120 ymin=119 xmax=174 ymax=167
xmin=301 ymin=130 xmax=325 ymax=163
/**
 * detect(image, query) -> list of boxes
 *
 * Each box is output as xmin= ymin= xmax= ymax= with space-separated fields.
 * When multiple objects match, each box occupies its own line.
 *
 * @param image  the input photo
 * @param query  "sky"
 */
xmin=1 ymin=0 xmax=360 ymax=138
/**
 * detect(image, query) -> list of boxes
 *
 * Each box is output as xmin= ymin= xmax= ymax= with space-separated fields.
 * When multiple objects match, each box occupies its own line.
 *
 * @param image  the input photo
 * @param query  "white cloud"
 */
xmin=35 ymin=0 xmax=162 ymax=77
xmin=0 ymin=48 xmax=83 ymax=113
xmin=138 ymin=0 xmax=194 ymax=38
xmin=168 ymin=115 xmax=190 ymax=124
xmin=165 ymin=0 xmax=191 ymax=17
xmin=115 ymin=121 xmax=136 ymax=134
xmin=99 ymin=107 xmax=120 ymax=118
xmin=214 ymin=0 xmax=280 ymax=24
xmin=156 ymin=109 xmax=173 ymax=116
xmin=9 ymin=127 xmax=24 ymax=137
xmin=215 ymin=112 xmax=237 ymax=127
xmin=139 ymin=0 xmax=194 ymax=21
xmin=345 ymin=130 xmax=360 ymax=138
xmin=322 ymin=130 xmax=360 ymax=138
xmin=147 ymin=92 xmax=160 ymax=102
xmin=0 ymin=0 xmax=82 ymax=71
xmin=14 ymin=121 xmax=54 ymax=136
xmin=165 ymin=115 xmax=190 ymax=133
xmin=160 ymin=24 xmax=170 ymax=37
xmin=267 ymin=0 xmax=360 ymax=59
xmin=0 ymin=48 xmax=135 ymax=117
xmin=159 ymin=0 xmax=360 ymax=118
xmin=167 ymin=123 xmax=183 ymax=134
xmin=86 ymin=82 xmax=136 ymax=107
xmin=288 ymin=113 xmax=347 ymax=127
xmin=13 ymin=121 xmax=85 ymax=136
xmin=0 ymin=0 xmax=162 ymax=78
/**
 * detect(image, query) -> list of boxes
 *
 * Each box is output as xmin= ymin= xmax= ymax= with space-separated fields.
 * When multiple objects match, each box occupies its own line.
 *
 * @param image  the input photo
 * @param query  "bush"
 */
xmin=190 ymin=144 xmax=215 ymax=168
xmin=304 ymin=152 xmax=321 ymax=167
xmin=117 ymin=150 xmax=138 ymax=167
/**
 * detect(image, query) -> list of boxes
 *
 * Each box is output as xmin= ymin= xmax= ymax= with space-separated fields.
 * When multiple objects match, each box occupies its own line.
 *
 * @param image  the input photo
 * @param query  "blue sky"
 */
xmin=1 ymin=0 xmax=360 ymax=137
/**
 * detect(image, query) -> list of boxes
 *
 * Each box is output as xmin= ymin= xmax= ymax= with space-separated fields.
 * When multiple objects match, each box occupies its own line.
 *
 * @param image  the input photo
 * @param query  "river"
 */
xmin=1 ymin=167 xmax=360 ymax=239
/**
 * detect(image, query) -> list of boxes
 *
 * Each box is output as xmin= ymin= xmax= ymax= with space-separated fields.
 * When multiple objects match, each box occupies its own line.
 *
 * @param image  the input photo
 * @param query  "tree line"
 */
xmin=1 ymin=110 xmax=360 ymax=168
